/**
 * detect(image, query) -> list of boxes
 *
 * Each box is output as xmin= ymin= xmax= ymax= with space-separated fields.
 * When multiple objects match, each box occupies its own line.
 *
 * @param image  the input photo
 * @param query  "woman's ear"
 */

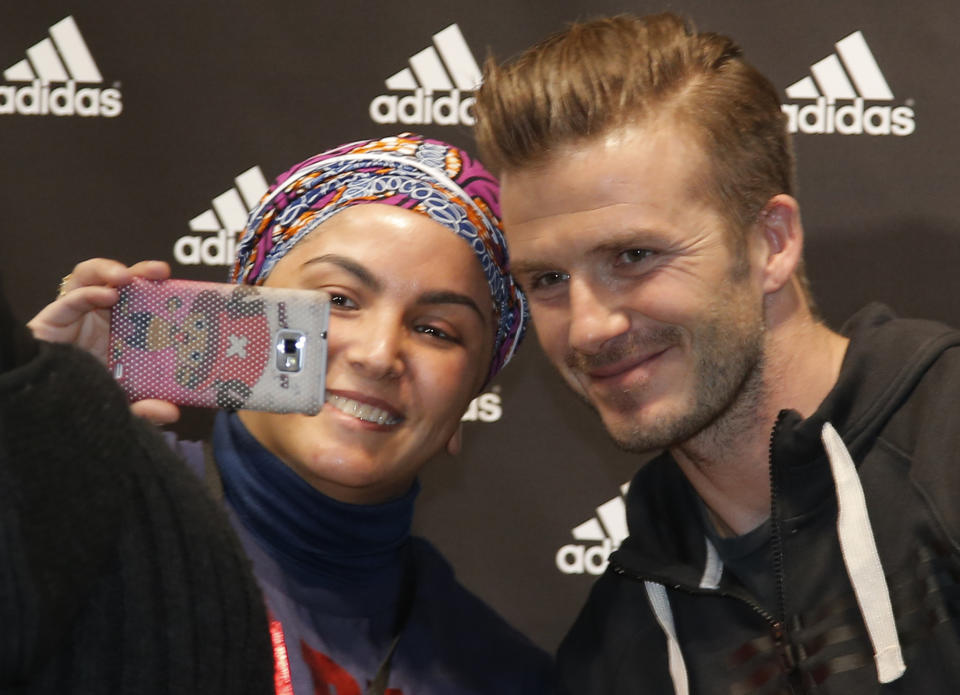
xmin=758 ymin=194 xmax=804 ymax=295
xmin=445 ymin=423 xmax=463 ymax=456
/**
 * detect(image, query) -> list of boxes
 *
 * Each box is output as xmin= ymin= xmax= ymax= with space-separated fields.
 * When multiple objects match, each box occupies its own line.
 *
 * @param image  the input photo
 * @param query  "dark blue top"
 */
xmin=173 ymin=412 xmax=554 ymax=694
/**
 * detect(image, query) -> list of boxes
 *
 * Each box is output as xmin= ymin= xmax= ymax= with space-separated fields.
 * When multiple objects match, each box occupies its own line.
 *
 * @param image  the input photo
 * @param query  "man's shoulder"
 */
xmin=828 ymin=303 xmax=960 ymax=428
xmin=556 ymin=568 xmax=672 ymax=694
xmin=842 ymin=303 xmax=960 ymax=362
xmin=845 ymin=304 xmax=960 ymax=412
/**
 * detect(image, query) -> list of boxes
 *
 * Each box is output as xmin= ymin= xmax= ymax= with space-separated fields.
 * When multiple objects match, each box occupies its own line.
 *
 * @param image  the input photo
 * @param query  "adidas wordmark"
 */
xmin=174 ymin=166 xmax=269 ymax=267
xmin=556 ymin=483 xmax=630 ymax=575
xmin=781 ymin=31 xmax=915 ymax=136
xmin=369 ymin=24 xmax=480 ymax=126
xmin=0 ymin=16 xmax=121 ymax=118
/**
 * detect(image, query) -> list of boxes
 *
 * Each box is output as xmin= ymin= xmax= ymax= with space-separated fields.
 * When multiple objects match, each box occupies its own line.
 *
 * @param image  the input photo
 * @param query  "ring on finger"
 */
xmin=57 ymin=273 xmax=73 ymax=298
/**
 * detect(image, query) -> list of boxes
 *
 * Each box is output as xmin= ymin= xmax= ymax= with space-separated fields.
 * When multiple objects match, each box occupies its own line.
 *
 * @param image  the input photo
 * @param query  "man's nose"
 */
xmin=567 ymin=277 xmax=630 ymax=355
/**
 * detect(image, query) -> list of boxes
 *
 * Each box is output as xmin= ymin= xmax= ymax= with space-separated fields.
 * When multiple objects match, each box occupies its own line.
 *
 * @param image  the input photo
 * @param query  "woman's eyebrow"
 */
xmin=301 ymin=254 xmax=380 ymax=291
xmin=302 ymin=254 xmax=487 ymax=324
xmin=417 ymin=291 xmax=487 ymax=324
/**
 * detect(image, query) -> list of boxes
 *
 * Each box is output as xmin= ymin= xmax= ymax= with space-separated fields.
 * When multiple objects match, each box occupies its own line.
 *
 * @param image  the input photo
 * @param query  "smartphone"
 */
xmin=107 ymin=277 xmax=329 ymax=414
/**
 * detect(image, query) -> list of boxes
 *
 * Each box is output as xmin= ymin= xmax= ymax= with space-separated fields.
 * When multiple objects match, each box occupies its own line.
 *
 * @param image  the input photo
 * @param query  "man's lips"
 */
xmin=325 ymin=389 xmax=404 ymax=426
xmin=582 ymin=346 xmax=672 ymax=381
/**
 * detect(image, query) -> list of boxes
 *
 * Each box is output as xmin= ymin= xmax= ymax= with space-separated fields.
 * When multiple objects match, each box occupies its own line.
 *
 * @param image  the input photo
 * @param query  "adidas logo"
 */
xmin=174 ymin=166 xmax=269 ymax=267
xmin=461 ymin=390 xmax=502 ymax=423
xmin=556 ymin=483 xmax=630 ymax=575
xmin=369 ymin=24 xmax=480 ymax=127
xmin=0 ymin=16 xmax=121 ymax=118
xmin=781 ymin=31 xmax=915 ymax=136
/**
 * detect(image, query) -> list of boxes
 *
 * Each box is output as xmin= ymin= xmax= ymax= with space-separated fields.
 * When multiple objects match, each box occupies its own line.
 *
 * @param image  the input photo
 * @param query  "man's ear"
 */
xmin=757 ymin=194 xmax=803 ymax=294
xmin=445 ymin=423 xmax=463 ymax=456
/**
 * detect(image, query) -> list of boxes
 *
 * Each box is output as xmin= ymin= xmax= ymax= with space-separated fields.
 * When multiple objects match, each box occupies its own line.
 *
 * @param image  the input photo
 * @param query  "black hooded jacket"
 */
xmin=557 ymin=304 xmax=960 ymax=694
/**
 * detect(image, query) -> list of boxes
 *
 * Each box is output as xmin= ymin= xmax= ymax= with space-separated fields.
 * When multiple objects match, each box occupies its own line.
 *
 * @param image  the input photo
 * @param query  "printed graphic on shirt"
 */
xmin=369 ymin=24 xmax=480 ymax=127
xmin=781 ymin=30 xmax=915 ymax=136
xmin=302 ymin=641 xmax=403 ymax=695
xmin=1 ymin=15 xmax=122 ymax=117
xmin=556 ymin=482 xmax=630 ymax=575
xmin=271 ymin=617 xmax=404 ymax=695
xmin=174 ymin=165 xmax=269 ymax=267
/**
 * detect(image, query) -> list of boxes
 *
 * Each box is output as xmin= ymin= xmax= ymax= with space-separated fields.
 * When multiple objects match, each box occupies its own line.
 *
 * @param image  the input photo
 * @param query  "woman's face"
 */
xmin=237 ymin=203 xmax=494 ymax=504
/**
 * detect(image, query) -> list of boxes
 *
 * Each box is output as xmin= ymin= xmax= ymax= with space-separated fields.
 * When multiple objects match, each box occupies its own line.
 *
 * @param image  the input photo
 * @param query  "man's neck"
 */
xmin=670 ymin=308 xmax=849 ymax=537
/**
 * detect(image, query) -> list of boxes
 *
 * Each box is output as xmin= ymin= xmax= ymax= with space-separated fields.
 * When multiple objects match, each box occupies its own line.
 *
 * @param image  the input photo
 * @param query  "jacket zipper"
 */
xmin=608 ymin=558 xmax=805 ymax=690
xmin=608 ymin=560 xmax=779 ymax=628
xmin=769 ymin=411 xmax=788 ymax=627
xmin=768 ymin=410 xmax=804 ymax=691
xmin=609 ymin=410 xmax=805 ymax=691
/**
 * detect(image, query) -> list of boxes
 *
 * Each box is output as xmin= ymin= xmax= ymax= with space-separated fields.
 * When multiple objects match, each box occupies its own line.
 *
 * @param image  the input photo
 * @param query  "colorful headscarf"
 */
xmin=231 ymin=133 xmax=527 ymax=382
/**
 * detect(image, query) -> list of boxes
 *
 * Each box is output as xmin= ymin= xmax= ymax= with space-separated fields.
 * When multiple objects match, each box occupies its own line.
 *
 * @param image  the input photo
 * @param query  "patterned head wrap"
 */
xmin=231 ymin=133 xmax=527 ymax=382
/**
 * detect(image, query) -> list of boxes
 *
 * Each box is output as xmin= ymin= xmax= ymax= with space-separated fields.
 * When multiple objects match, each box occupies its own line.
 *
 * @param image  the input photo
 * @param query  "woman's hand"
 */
xmin=28 ymin=258 xmax=180 ymax=424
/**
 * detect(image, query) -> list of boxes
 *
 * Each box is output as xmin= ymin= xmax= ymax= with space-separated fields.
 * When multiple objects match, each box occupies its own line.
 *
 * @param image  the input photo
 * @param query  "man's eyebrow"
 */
xmin=509 ymin=260 xmax=557 ymax=276
xmin=589 ymin=231 xmax=661 ymax=254
xmin=510 ymin=230 xmax=664 ymax=276
xmin=417 ymin=291 xmax=488 ymax=325
xmin=301 ymin=254 xmax=381 ymax=291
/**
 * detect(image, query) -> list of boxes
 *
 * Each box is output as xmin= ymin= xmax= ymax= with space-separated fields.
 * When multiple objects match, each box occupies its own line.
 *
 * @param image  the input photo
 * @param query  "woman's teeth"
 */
xmin=326 ymin=394 xmax=402 ymax=425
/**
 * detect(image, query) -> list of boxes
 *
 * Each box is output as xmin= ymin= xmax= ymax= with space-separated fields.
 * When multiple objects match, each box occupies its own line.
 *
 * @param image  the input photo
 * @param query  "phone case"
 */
xmin=108 ymin=278 xmax=329 ymax=414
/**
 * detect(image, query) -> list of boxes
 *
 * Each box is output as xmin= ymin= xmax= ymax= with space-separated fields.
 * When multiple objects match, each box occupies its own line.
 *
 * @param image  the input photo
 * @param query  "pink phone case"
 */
xmin=108 ymin=278 xmax=329 ymax=414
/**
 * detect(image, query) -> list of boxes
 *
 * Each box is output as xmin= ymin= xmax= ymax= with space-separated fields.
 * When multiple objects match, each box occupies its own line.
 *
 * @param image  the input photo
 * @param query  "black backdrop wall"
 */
xmin=3 ymin=1 xmax=958 ymax=653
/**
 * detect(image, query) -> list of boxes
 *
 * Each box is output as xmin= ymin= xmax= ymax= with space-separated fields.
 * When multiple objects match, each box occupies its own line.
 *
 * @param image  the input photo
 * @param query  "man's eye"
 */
xmin=618 ymin=249 xmax=653 ymax=264
xmin=531 ymin=271 xmax=570 ymax=290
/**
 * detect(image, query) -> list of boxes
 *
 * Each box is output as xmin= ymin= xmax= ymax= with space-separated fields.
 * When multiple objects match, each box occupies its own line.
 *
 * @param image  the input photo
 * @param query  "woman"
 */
xmin=30 ymin=134 xmax=551 ymax=694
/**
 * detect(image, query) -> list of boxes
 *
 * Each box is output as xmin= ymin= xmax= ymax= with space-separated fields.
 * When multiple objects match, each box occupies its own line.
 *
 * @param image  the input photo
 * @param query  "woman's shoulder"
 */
xmin=406 ymin=536 xmax=555 ymax=692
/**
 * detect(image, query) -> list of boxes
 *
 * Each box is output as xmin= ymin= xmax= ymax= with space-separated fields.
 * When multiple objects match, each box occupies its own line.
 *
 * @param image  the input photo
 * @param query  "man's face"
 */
xmin=501 ymin=124 xmax=767 ymax=452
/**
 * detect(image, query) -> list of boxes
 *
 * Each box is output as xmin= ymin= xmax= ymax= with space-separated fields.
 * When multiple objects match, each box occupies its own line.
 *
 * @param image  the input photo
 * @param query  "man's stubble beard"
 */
xmin=561 ymin=281 xmax=768 ymax=456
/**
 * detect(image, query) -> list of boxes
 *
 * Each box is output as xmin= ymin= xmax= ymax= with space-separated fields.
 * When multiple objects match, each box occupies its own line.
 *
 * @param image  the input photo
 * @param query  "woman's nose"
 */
xmin=343 ymin=318 xmax=406 ymax=380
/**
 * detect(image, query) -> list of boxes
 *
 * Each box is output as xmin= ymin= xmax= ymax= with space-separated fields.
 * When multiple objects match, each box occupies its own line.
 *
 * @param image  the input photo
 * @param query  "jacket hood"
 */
xmin=771 ymin=303 xmax=960 ymax=522
xmin=778 ymin=302 xmax=960 ymax=464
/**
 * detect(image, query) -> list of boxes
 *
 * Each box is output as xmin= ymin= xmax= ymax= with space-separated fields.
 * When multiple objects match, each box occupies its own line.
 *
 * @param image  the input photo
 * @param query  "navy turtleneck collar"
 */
xmin=213 ymin=411 xmax=418 ymax=588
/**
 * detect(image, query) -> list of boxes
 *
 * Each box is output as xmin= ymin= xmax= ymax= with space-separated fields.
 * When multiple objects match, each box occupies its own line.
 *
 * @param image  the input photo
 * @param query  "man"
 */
xmin=475 ymin=12 xmax=960 ymax=694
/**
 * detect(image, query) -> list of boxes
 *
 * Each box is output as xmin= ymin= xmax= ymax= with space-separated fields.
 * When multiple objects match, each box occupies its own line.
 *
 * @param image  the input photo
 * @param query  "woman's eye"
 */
xmin=618 ymin=248 xmax=653 ymax=264
xmin=415 ymin=324 xmax=457 ymax=342
xmin=329 ymin=294 xmax=358 ymax=309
